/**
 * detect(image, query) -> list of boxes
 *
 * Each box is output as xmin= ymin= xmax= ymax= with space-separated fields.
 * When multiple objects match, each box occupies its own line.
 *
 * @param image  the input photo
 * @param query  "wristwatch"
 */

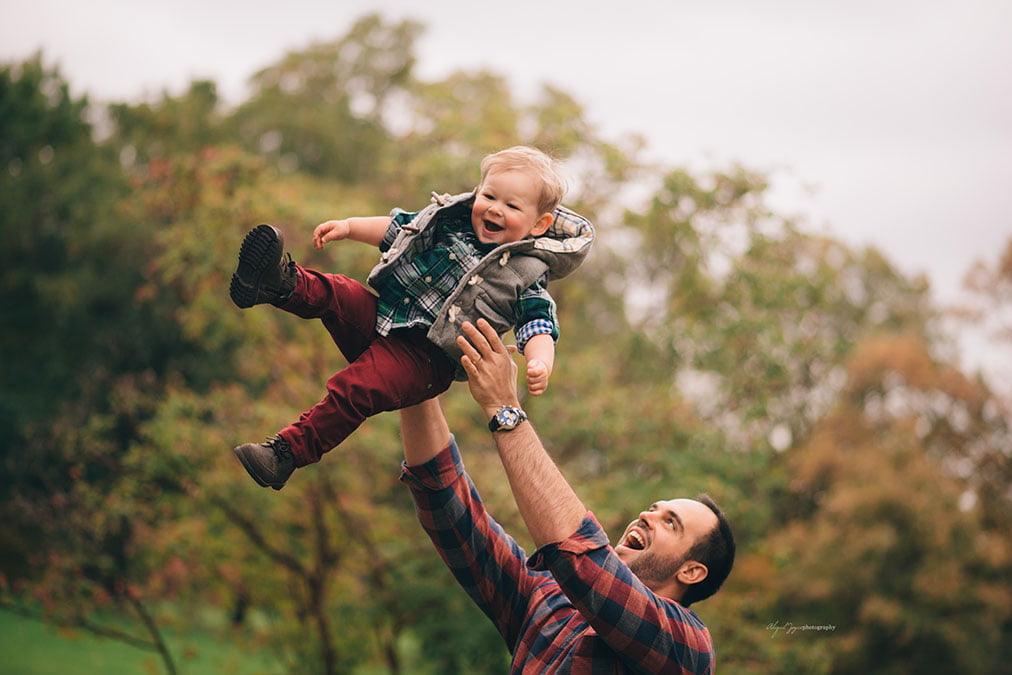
xmin=488 ymin=406 xmax=528 ymax=432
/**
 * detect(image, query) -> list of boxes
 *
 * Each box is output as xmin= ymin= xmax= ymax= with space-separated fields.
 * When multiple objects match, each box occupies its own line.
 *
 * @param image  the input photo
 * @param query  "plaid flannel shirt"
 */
xmin=373 ymin=208 xmax=559 ymax=353
xmin=400 ymin=437 xmax=715 ymax=674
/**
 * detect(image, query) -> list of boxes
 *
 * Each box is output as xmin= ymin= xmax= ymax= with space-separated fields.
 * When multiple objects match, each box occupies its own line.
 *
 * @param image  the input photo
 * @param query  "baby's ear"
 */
xmin=531 ymin=212 xmax=554 ymax=237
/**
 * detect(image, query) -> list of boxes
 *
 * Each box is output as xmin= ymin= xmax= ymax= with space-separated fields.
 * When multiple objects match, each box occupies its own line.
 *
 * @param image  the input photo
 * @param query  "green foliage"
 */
xmin=0 ymin=55 xmax=129 ymax=434
xmin=2 ymin=13 xmax=1010 ymax=674
xmin=232 ymin=14 xmax=420 ymax=183
xmin=765 ymin=334 xmax=1010 ymax=673
xmin=107 ymin=79 xmax=226 ymax=173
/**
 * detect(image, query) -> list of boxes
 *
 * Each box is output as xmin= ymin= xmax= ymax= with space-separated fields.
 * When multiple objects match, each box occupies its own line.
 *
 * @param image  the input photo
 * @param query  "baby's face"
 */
xmin=471 ymin=169 xmax=550 ymax=245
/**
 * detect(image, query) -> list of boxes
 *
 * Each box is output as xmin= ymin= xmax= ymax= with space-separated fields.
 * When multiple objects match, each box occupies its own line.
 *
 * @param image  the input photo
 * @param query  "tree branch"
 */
xmin=0 ymin=601 xmax=155 ymax=652
xmin=209 ymin=495 xmax=306 ymax=574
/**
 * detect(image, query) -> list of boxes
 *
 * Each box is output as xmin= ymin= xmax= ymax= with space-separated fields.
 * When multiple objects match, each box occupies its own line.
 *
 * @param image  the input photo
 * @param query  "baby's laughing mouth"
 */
xmin=483 ymin=219 xmax=504 ymax=233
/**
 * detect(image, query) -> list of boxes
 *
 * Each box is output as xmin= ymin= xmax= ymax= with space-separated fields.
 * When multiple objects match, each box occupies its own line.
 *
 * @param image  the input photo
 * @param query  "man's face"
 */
xmin=470 ymin=169 xmax=551 ymax=245
xmin=615 ymin=499 xmax=718 ymax=588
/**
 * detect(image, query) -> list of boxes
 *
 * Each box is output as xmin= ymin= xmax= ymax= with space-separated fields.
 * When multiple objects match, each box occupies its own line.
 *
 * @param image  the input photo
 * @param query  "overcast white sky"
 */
xmin=4 ymin=0 xmax=1011 ymax=375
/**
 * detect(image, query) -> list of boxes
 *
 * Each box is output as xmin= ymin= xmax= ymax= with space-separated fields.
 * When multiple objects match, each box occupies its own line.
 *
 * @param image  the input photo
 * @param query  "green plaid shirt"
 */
xmin=373 ymin=208 xmax=559 ymax=353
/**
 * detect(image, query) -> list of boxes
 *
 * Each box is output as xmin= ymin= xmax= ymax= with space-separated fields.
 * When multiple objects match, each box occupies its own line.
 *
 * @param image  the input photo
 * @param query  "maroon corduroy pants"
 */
xmin=275 ymin=264 xmax=454 ymax=466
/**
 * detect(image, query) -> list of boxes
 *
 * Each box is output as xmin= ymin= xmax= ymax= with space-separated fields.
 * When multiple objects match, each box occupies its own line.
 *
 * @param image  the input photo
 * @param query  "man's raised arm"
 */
xmin=399 ymin=397 xmax=451 ymax=467
xmin=456 ymin=319 xmax=587 ymax=548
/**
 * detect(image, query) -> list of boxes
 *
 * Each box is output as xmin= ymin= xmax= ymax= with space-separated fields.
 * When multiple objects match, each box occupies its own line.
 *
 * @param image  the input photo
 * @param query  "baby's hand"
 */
xmin=526 ymin=359 xmax=550 ymax=396
xmin=313 ymin=220 xmax=350 ymax=250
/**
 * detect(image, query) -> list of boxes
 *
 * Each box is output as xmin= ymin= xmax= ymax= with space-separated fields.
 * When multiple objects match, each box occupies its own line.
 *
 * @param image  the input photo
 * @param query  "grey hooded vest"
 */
xmin=366 ymin=190 xmax=595 ymax=380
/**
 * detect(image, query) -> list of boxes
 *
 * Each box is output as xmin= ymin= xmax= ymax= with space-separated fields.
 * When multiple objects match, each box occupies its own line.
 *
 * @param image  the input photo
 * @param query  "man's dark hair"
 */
xmin=680 ymin=494 xmax=735 ymax=607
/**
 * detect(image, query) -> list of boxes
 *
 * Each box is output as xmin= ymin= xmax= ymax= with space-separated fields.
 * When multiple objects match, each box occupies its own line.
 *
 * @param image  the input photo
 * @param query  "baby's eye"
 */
xmin=507 ymin=203 xmax=520 ymax=210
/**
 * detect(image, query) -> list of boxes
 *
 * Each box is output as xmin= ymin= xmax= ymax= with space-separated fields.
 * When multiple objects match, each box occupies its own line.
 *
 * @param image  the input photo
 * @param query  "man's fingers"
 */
xmin=475 ymin=318 xmax=506 ymax=354
xmin=460 ymin=354 xmax=479 ymax=376
xmin=460 ymin=320 xmax=517 ymax=364
xmin=456 ymin=333 xmax=481 ymax=363
xmin=460 ymin=321 xmax=493 ymax=357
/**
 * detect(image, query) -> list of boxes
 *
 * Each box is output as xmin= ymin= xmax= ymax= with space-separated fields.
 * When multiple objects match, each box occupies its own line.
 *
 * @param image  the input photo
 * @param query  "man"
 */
xmin=399 ymin=319 xmax=735 ymax=673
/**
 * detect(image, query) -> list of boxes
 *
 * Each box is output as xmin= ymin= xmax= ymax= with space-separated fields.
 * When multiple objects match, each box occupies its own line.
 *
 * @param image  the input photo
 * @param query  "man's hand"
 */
xmin=313 ymin=220 xmax=351 ymax=249
xmin=459 ymin=320 xmax=587 ymax=548
xmin=457 ymin=319 xmax=521 ymax=418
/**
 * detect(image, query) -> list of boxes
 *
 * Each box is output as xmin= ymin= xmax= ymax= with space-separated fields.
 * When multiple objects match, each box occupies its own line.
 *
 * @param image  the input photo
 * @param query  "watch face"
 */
xmin=498 ymin=409 xmax=521 ymax=428
xmin=489 ymin=406 xmax=526 ymax=432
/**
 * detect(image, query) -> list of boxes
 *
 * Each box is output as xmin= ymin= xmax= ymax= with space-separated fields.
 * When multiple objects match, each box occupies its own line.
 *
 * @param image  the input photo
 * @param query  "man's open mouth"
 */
xmin=624 ymin=529 xmax=647 ymax=550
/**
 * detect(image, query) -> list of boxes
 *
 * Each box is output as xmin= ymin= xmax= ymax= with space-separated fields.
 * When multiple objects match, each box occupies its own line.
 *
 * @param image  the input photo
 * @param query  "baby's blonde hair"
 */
xmin=479 ymin=146 xmax=567 ymax=215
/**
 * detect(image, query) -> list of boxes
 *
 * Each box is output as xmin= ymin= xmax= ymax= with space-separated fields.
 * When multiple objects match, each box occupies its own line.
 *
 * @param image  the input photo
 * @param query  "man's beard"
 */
xmin=628 ymin=549 xmax=685 ymax=584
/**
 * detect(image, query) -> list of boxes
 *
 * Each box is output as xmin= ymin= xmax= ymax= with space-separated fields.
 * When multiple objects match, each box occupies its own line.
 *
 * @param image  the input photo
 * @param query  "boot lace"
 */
xmin=267 ymin=434 xmax=294 ymax=462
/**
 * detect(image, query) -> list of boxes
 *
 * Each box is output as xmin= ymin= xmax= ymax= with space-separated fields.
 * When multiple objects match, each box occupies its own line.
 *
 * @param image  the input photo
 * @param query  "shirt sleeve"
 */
xmin=380 ymin=208 xmax=420 ymax=252
xmin=528 ymin=514 xmax=715 ymax=675
xmin=400 ymin=437 xmax=548 ymax=650
xmin=515 ymin=275 xmax=559 ymax=353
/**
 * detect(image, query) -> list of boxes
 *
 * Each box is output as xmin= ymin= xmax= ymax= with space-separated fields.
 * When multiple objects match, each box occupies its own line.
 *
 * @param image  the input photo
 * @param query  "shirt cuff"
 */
xmin=527 ymin=511 xmax=610 ymax=570
xmin=399 ymin=435 xmax=465 ymax=491
xmin=516 ymin=319 xmax=556 ymax=354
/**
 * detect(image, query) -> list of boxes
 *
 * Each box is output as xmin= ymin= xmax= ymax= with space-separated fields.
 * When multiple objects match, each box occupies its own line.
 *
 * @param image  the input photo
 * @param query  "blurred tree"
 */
xmin=753 ymin=332 xmax=1012 ymax=673
xmin=106 ymin=79 xmax=226 ymax=175
xmin=959 ymin=235 xmax=1012 ymax=401
xmin=962 ymin=236 xmax=1012 ymax=339
xmin=378 ymin=73 xmax=641 ymax=212
xmin=0 ymin=54 xmax=127 ymax=565
xmin=231 ymin=13 xmax=421 ymax=182
xmin=0 ymin=54 xmax=223 ymax=675
xmin=616 ymin=167 xmax=935 ymax=453
xmin=378 ymin=69 xmax=521 ymax=202
xmin=0 ymin=54 xmax=128 ymax=439
xmin=958 ymin=236 xmax=1012 ymax=517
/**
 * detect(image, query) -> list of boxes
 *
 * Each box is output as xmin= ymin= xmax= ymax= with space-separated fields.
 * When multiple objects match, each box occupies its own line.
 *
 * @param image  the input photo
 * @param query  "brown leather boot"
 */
xmin=229 ymin=225 xmax=297 ymax=308
xmin=233 ymin=435 xmax=296 ymax=490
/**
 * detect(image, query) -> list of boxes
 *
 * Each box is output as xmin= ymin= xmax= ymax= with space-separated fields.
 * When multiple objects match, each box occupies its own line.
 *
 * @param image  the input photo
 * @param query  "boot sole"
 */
xmin=233 ymin=445 xmax=285 ymax=491
xmin=229 ymin=225 xmax=282 ymax=309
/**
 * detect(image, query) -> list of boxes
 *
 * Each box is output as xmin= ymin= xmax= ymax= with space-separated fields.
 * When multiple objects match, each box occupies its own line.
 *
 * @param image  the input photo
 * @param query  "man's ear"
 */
xmin=531 ymin=212 xmax=554 ymax=237
xmin=676 ymin=561 xmax=709 ymax=586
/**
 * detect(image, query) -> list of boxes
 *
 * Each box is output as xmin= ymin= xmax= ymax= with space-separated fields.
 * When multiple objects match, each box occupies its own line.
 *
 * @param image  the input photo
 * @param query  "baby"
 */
xmin=229 ymin=146 xmax=594 ymax=489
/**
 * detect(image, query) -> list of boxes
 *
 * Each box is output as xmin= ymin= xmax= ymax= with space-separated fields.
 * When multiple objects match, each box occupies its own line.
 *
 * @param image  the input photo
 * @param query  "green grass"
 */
xmin=0 ymin=610 xmax=283 ymax=674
